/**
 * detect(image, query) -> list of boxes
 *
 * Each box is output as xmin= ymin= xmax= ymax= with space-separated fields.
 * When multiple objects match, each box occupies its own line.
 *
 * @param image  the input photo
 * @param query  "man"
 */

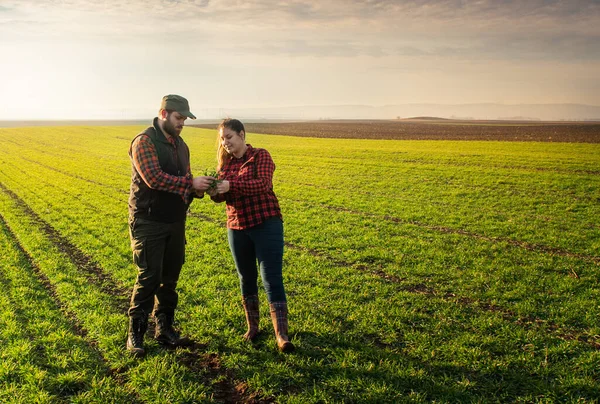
xmin=126 ymin=94 xmax=214 ymax=356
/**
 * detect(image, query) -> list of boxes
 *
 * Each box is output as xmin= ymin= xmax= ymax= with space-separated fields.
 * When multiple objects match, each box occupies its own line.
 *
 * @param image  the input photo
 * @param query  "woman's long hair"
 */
xmin=216 ymin=118 xmax=245 ymax=171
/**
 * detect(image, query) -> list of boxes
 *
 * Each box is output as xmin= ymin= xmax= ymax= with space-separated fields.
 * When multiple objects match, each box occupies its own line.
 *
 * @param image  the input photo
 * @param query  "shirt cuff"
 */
xmin=228 ymin=179 xmax=237 ymax=194
xmin=183 ymin=177 xmax=195 ymax=203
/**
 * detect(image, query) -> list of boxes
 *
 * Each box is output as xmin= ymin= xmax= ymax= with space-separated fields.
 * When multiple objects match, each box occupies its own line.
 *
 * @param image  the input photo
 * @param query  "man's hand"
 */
xmin=193 ymin=176 xmax=216 ymax=192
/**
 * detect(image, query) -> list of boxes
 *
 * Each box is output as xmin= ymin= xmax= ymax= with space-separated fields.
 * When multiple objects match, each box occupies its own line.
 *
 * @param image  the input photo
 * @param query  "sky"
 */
xmin=1 ymin=0 xmax=599 ymax=120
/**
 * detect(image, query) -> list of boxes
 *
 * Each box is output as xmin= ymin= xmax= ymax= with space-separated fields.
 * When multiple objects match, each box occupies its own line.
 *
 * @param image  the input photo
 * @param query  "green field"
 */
xmin=0 ymin=125 xmax=599 ymax=403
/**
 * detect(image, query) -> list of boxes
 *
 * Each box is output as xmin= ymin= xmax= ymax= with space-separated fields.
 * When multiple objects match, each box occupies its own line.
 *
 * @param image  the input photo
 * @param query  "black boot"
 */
xmin=154 ymin=313 xmax=191 ymax=347
xmin=126 ymin=316 xmax=148 ymax=357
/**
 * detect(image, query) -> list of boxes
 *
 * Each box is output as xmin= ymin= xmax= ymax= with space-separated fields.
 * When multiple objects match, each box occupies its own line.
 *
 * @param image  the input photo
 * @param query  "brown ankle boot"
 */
xmin=242 ymin=295 xmax=260 ymax=341
xmin=269 ymin=301 xmax=295 ymax=352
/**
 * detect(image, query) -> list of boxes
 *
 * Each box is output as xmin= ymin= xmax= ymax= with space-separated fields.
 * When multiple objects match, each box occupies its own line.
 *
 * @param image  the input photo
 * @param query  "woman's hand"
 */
xmin=216 ymin=180 xmax=230 ymax=194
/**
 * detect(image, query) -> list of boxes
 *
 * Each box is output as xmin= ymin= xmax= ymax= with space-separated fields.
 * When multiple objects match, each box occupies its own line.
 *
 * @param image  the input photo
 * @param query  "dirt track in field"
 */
xmin=188 ymin=210 xmax=600 ymax=350
xmin=191 ymin=119 xmax=600 ymax=143
xmin=0 ymin=182 xmax=269 ymax=404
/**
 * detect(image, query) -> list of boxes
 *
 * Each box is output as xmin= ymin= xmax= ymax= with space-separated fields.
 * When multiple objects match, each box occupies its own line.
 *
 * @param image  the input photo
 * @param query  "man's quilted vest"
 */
xmin=128 ymin=118 xmax=190 ymax=223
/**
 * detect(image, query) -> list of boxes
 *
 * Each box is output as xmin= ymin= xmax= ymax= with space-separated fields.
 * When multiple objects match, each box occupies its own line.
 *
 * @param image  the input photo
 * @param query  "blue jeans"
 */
xmin=227 ymin=217 xmax=286 ymax=303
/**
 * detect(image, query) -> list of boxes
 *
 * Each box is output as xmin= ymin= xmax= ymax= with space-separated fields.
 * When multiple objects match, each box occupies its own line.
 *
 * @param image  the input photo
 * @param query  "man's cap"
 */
xmin=160 ymin=94 xmax=196 ymax=119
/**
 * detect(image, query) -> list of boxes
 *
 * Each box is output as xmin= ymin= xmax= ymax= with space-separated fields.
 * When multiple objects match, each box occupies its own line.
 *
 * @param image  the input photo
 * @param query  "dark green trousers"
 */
xmin=128 ymin=216 xmax=186 ymax=319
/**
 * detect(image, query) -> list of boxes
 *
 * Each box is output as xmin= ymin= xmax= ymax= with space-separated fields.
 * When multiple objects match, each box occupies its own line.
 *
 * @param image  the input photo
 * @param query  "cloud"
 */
xmin=5 ymin=0 xmax=600 ymax=33
xmin=1 ymin=0 xmax=600 ymax=117
xmin=3 ymin=0 xmax=600 ymax=63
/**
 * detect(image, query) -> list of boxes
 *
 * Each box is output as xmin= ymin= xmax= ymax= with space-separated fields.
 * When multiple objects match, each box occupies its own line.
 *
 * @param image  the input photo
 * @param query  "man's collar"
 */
xmin=152 ymin=117 xmax=177 ymax=143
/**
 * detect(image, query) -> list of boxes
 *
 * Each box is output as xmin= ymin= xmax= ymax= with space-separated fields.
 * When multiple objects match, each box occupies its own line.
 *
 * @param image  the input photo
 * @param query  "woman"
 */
xmin=208 ymin=118 xmax=294 ymax=352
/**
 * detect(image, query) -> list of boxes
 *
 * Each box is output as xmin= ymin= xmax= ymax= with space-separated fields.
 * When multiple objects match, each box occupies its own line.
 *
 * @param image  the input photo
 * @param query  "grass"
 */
xmin=0 ymin=125 xmax=598 ymax=403
xmin=0 ymin=213 xmax=135 ymax=403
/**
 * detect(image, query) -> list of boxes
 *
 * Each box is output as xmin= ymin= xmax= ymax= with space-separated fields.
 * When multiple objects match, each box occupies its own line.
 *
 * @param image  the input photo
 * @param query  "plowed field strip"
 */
xmin=0 ymin=182 xmax=269 ymax=403
xmin=282 ymin=197 xmax=600 ymax=264
xmin=191 ymin=120 xmax=600 ymax=143
xmin=186 ymin=212 xmax=600 ymax=349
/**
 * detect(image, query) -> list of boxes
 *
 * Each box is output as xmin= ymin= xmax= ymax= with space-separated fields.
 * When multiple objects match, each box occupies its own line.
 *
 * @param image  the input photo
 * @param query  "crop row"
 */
xmin=0 ymin=125 xmax=599 ymax=402
xmin=0 ymin=211 xmax=138 ymax=402
xmin=1 ymin=127 xmax=595 ymax=334
xmin=2 ymin=127 xmax=598 ymax=259
xmin=2 ymin=140 xmax=598 ymax=337
xmin=0 ymin=183 xmax=258 ymax=402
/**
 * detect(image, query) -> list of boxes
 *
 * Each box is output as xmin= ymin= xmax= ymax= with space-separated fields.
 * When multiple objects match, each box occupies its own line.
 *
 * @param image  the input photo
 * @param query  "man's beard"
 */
xmin=163 ymin=117 xmax=182 ymax=137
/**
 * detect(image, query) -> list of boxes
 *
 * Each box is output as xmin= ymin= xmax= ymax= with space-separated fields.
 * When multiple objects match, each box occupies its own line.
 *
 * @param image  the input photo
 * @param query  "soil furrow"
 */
xmin=0 ymin=163 xmax=128 ymax=232
xmin=0 ymin=211 xmax=145 ymax=403
xmin=282 ymin=159 xmax=600 ymax=177
xmin=286 ymin=239 xmax=600 ymax=349
xmin=284 ymin=197 xmax=600 ymax=264
xmin=180 ymin=351 xmax=274 ymax=404
xmin=0 ymin=146 xmax=128 ymax=196
xmin=186 ymin=211 xmax=599 ymax=349
xmin=20 ymin=155 xmax=125 ymax=190
xmin=0 ymin=268 xmax=99 ymax=402
xmin=0 ymin=182 xmax=131 ymax=309
xmin=188 ymin=211 xmax=222 ymax=224
xmin=0 ymin=183 xmax=270 ymax=403
xmin=289 ymin=178 xmax=600 ymax=206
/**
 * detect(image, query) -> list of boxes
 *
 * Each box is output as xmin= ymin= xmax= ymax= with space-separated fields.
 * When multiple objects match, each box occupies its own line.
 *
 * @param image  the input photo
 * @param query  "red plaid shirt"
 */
xmin=131 ymin=134 xmax=196 ymax=204
xmin=211 ymin=145 xmax=282 ymax=229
